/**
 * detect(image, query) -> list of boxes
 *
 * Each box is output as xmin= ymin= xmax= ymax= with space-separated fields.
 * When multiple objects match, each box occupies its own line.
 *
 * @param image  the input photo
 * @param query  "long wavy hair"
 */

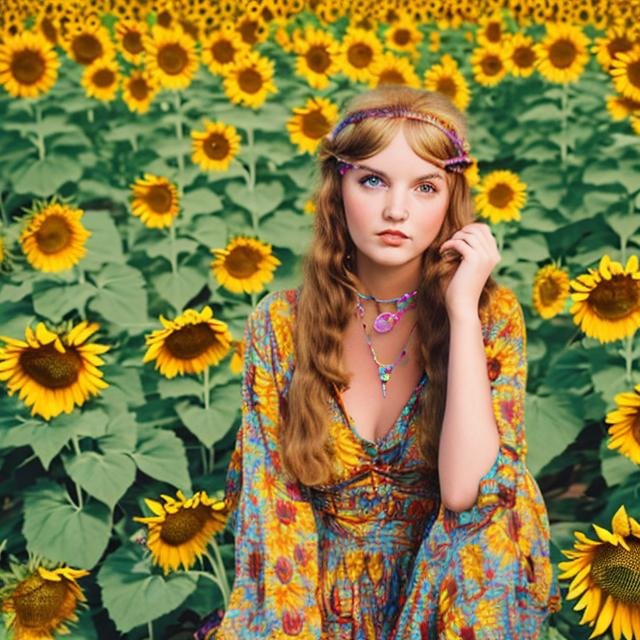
xmin=280 ymin=85 xmax=499 ymax=487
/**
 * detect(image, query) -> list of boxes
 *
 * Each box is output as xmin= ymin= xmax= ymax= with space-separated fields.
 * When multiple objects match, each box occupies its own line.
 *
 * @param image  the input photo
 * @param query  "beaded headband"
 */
xmin=326 ymin=106 xmax=472 ymax=174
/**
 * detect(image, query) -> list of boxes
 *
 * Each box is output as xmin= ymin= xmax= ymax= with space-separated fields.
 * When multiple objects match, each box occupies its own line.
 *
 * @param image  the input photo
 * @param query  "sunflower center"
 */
xmin=239 ymin=20 xmax=259 ymax=45
xmin=14 ymin=574 xmax=68 ymax=628
xmin=628 ymin=61 xmax=640 ymax=89
xmin=72 ymin=33 xmax=103 ymax=65
xmin=378 ymin=69 xmax=405 ymax=84
xmin=393 ymin=29 xmax=411 ymax=46
xmin=93 ymin=68 xmax=116 ymax=87
xmin=129 ymin=76 xmax=149 ymax=100
xmin=35 ymin=214 xmax=71 ymax=254
xmin=549 ymin=39 xmax=577 ymax=69
xmin=225 ymin=246 xmax=260 ymax=278
xmin=123 ymin=30 xmax=143 ymax=54
xmin=488 ymin=183 xmax=514 ymax=208
xmin=487 ymin=357 xmax=501 ymax=381
xmin=486 ymin=22 xmax=502 ymax=42
xmin=306 ymin=45 xmax=331 ymax=73
xmin=513 ymin=46 xmax=535 ymax=68
xmin=204 ymin=133 xmax=230 ymax=160
xmin=164 ymin=323 xmax=217 ymax=359
xmin=481 ymin=54 xmax=503 ymax=76
xmin=301 ymin=110 xmax=331 ymax=139
xmin=157 ymin=43 xmax=188 ymax=75
xmin=608 ymin=36 xmax=632 ymax=59
xmin=144 ymin=185 xmax=174 ymax=213
xmin=20 ymin=343 xmax=82 ymax=388
xmin=436 ymin=76 xmax=457 ymax=97
xmin=11 ymin=49 xmax=45 ymax=85
xmin=591 ymin=539 xmax=640 ymax=604
xmin=348 ymin=43 xmax=373 ymax=69
xmin=238 ymin=68 xmax=263 ymax=94
xmin=157 ymin=10 xmax=172 ymax=28
xmin=41 ymin=17 xmax=58 ymax=44
xmin=211 ymin=39 xmax=234 ymax=63
xmin=539 ymin=277 xmax=561 ymax=305
xmin=589 ymin=277 xmax=640 ymax=320
xmin=159 ymin=505 xmax=209 ymax=545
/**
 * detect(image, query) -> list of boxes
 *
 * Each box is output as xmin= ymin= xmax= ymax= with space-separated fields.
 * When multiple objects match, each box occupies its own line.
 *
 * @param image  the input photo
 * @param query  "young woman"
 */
xmin=197 ymin=85 xmax=562 ymax=639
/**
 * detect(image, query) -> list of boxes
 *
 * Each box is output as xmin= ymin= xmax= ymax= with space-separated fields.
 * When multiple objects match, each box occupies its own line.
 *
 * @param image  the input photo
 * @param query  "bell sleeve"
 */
xmin=212 ymin=294 xmax=323 ymax=639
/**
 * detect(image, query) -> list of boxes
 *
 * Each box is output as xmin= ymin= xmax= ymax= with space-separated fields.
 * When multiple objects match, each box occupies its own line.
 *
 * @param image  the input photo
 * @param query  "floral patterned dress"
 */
xmin=196 ymin=285 xmax=562 ymax=640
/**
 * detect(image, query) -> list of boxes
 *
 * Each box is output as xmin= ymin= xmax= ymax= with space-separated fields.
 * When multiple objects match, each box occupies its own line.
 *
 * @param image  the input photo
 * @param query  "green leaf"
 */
xmin=32 ymin=280 xmax=96 ymax=323
xmin=81 ymin=209 xmax=126 ymax=269
xmin=182 ymin=187 xmax=223 ymax=221
xmin=154 ymin=265 xmax=208 ymax=313
xmin=184 ymin=214 xmax=228 ymax=248
xmin=62 ymin=450 xmax=136 ymax=509
xmin=519 ymin=102 xmax=563 ymax=122
xmin=213 ymin=101 xmax=290 ymax=133
xmin=157 ymin=376 xmax=204 ymax=400
xmin=23 ymin=479 xmax=112 ymax=568
xmin=132 ymin=427 xmax=192 ymax=492
xmin=225 ymin=180 xmax=285 ymax=220
xmin=507 ymin=233 xmax=548 ymax=262
xmin=99 ymin=365 xmax=146 ymax=410
xmin=606 ymin=209 xmax=640 ymax=241
xmin=583 ymin=162 xmax=640 ymax=194
xmin=97 ymin=409 xmax=138 ymax=453
xmin=11 ymin=156 xmax=83 ymax=196
xmin=260 ymin=209 xmax=312 ymax=255
xmin=97 ymin=545 xmax=198 ymax=633
xmin=600 ymin=439 xmax=638 ymax=487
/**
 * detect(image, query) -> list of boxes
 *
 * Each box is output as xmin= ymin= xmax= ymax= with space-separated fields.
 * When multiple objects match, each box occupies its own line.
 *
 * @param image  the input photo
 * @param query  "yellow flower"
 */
xmin=229 ymin=339 xmax=244 ymax=374
xmin=569 ymin=255 xmax=640 ymax=343
xmin=64 ymin=22 xmax=115 ymax=66
xmin=592 ymin=24 xmax=635 ymax=71
xmin=222 ymin=49 xmax=278 ymax=110
xmin=606 ymin=94 xmax=640 ymax=121
xmin=423 ymin=53 xmax=471 ymax=111
xmin=470 ymin=41 xmax=512 ymax=86
xmin=506 ymin=32 xmax=538 ymax=78
xmin=337 ymin=26 xmax=383 ymax=84
xmin=605 ymin=384 xmax=640 ymax=464
xmin=476 ymin=11 xmax=507 ymax=47
xmin=287 ymin=96 xmax=339 ymax=155
xmin=0 ymin=321 xmax=110 ymax=420
xmin=383 ymin=13 xmax=423 ymax=61
xmin=1 ymin=565 xmax=90 ymax=639
xmin=368 ymin=51 xmax=421 ymax=89
xmin=130 ymin=174 xmax=180 ymax=229
xmin=81 ymin=57 xmax=120 ymax=101
xmin=534 ymin=22 xmax=591 ymax=84
xmin=20 ymin=201 xmax=91 ymax=273
xmin=236 ymin=13 xmax=269 ymax=47
xmin=143 ymin=306 xmax=233 ymax=378
xmin=133 ymin=489 xmax=228 ymax=574
xmin=532 ymin=263 xmax=570 ymax=319
xmin=211 ymin=237 xmax=282 ymax=295
xmin=122 ymin=69 xmax=159 ymax=114
xmin=0 ymin=30 xmax=59 ymax=98
xmin=463 ymin=155 xmax=480 ymax=188
xmin=144 ymin=25 xmax=199 ymax=90
xmin=558 ymin=505 xmax=640 ymax=640
xmin=115 ymin=18 xmax=148 ymax=64
xmin=632 ymin=113 xmax=640 ymax=135
xmin=610 ymin=47 xmax=640 ymax=102
xmin=292 ymin=25 xmax=341 ymax=90
xmin=474 ymin=170 xmax=527 ymax=224
xmin=191 ymin=120 xmax=241 ymax=172
xmin=201 ymin=22 xmax=251 ymax=76
xmin=429 ymin=31 xmax=441 ymax=53
xmin=303 ymin=199 xmax=316 ymax=215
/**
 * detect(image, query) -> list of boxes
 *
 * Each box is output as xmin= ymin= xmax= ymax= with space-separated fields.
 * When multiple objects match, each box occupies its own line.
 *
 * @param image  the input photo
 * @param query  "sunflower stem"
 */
xmin=71 ymin=435 xmax=84 ymax=509
xmin=246 ymin=126 xmax=258 ymax=233
xmin=87 ymin=108 xmax=94 ymax=124
xmin=495 ymin=222 xmax=506 ymax=254
xmin=205 ymin=543 xmax=230 ymax=607
xmin=623 ymin=333 xmax=635 ymax=385
xmin=32 ymin=101 xmax=45 ymax=160
xmin=203 ymin=366 xmax=210 ymax=410
xmin=0 ymin=191 xmax=8 ymax=226
xmin=201 ymin=446 xmax=209 ymax=474
xmin=560 ymin=83 xmax=569 ymax=166
xmin=147 ymin=620 xmax=154 ymax=640
xmin=250 ymin=291 xmax=257 ymax=309
xmin=621 ymin=231 xmax=628 ymax=265
xmin=173 ymin=90 xmax=185 ymax=194
xmin=168 ymin=221 xmax=177 ymax=275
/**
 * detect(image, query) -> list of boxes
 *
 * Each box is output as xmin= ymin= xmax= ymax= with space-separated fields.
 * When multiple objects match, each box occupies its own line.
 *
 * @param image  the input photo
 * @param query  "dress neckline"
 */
xmin=331 ymin=370 xmax=429 ymax=447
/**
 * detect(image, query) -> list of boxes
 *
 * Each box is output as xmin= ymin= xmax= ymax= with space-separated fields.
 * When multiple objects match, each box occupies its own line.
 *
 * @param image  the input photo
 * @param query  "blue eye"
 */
xmin=359 ymin=174 xmax=436 ymax=194
xmin=360 ymin=175 xmax=382 ymax=188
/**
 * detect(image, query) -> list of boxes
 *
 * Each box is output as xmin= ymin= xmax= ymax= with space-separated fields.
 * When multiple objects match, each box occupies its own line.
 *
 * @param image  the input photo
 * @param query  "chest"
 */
xmin=339 ymin=313 xmax=425 ymax=443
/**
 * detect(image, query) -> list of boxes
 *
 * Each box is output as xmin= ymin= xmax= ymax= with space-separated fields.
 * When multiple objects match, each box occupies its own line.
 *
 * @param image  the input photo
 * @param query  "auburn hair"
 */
xmin=280 ymin=84 xmax=498 ymax=486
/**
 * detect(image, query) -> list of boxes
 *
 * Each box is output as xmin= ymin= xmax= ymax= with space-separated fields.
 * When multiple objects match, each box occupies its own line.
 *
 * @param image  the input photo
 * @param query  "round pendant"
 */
xmin=373 ymin=312 xmax=398 ymax=333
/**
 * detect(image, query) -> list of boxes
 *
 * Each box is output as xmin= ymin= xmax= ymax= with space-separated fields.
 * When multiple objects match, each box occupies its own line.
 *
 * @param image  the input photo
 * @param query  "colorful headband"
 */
xmin=326 ymin=106 xmax=472 ymax=173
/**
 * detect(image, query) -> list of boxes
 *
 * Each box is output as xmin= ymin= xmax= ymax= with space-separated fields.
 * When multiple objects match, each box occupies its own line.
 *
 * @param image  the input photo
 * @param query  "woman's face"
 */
xmin=340 ymin=126 xmax=451 ymax=272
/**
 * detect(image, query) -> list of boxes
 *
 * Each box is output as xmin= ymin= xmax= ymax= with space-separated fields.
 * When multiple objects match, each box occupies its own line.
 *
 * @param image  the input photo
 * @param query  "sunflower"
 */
xmin=470 ymin=41 xmax=512 ymax=86
xmin=130 ymin=174 xmax=180 ymax=229
xmin=143 ymin=306 xmax=233 ymax=378
xmin=0 ymin=30 xmax=59 ymax=98
xmin=592 ymin=24 xmax=635 ymax=71
xmin=81 ymin=57 xmax=120 ymax=101
xmin=610 ymin=47 xmax=640 ymax=103
xmin=303 ymin=199 xmax=316 ymax=215
xmin=191 ymin=120 xmax=241 ymax=172
xmin=606 ymin=94 xmax=640 ymax=121
xmin=368 ymin=51 xmax=421 ymax=89
xmin=229 ymin=339 xmax=244 ymax=374
xmin=201 ymin=23 xmax=251 ymax=75
xmin=569 ymin=255 xmax=640 ymax=343
xmin=1 ymin=564 xmax=90 ymax=639
xmin=34 ymin=12 xmax=59 ymax=45
xmin=604 ymin=385 xmax=640 ymax=464
xmin=474 ymin=170 xmax=527 ymax=224
xmin=144 ymin=24 xmax=199 ymax=90
xmin=337 ymin=27 xmax=383 ymax=84
xmin=115 ymin=18 xmax=147 ymax=64
xmin=133 ymin=490 xmax=228 ymax=575
xmin=429 ymin=31 xmax=441 ymax=53
xmin=222 ymin=49 xmax=277 ymax=110
xmin=463 ymin=155 xmax=480 ymax=188
xmin=423 ymin=53 xmax=471 ymax=111
xmin=558 ymin=505 xmax=640 ymax=639
xmin=122 ymin=69 xmax=159 ymax=114
xmin=532 ymin=263 xmax=570 ymax=318
xmin=20 ymin=201 xmax=91 ymax=273
xmin=383 ymin=13 xmax=423 ymax=61
xmin=533 ymin=22 xmax=590 ymax=84
xmin=287 ymin=96 xmax=339 ymax=155
xmin=506 ymin=32 xmax=538 ymax=78
xmin=632 ymin=114 xmax=640 ymax=135
xmin=236 ymin=13 xmax=269 ymax=47
xmin=292 ymin=25 xmax=341 ymax=90
xmin=0 ymin=321 xmax=110 ymax=421
xmin=64 ymin=22 xmax=115 ymax=66
xmin=476 ymin=11 xmax=507 ymax=47
xmin=211 ymin=237 xmax=282 ymax=295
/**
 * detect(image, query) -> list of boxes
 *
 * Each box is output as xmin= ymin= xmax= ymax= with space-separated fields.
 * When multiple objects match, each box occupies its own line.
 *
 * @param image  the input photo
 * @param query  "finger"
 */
xmin=453 ymin=230 xmax=490 ymax=256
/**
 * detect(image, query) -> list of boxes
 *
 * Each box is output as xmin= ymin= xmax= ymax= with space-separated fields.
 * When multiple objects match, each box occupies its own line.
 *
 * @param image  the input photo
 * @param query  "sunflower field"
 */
xmin=0 ymin=0 xmax=639 ymax=638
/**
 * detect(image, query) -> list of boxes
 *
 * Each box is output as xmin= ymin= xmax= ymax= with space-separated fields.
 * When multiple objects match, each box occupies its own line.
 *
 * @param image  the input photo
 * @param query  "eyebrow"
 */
xmin=352 ymin=163 xmax=445 ymax=182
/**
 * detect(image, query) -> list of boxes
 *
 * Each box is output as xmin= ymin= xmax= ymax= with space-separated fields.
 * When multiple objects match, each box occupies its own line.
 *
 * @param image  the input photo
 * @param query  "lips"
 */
xmin=378 ymin=230 xmax=408 ymax=238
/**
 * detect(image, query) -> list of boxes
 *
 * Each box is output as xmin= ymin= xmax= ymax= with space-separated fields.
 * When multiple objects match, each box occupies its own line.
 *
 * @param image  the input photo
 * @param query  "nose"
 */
xmin=384 ymin=185 xmax=410 ymax=219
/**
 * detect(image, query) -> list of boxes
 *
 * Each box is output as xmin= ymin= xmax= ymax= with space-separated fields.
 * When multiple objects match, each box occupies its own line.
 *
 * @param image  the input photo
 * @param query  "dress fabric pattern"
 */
xmin=199 ymin=285 xmax=562 ymax=640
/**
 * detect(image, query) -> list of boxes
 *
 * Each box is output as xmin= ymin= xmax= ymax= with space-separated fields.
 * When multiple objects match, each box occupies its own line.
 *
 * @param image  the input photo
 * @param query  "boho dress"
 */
xmin=198 ymin=285 xmax=562 ymax=639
